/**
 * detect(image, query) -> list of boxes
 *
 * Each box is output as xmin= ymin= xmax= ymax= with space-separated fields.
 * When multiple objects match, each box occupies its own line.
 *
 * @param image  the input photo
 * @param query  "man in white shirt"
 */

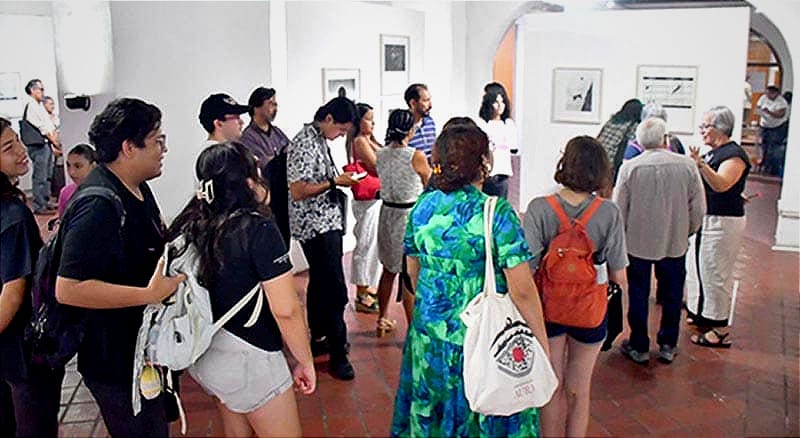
xmin=21 ymin=79 xmax=61 ymax=214
xmin=756 ymin=85 xmax=789 ymax=175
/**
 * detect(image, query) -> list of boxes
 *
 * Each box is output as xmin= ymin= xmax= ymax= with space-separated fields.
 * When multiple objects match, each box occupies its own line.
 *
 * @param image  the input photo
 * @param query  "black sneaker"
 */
xmin=329 ymin=356 xmax=355 ymax=380
xmin=657 ymin=345 xmax=678 ymax=364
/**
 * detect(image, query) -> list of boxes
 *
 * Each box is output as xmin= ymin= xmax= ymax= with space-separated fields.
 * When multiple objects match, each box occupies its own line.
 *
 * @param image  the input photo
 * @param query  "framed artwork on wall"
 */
xmin=0 ymin=72 xmax=22 ymax=118
xmin=636 ymin=65 xmax=698 ymax=134
xmin=322 ymin=68 xmax=360 ymax=103
xmin=380 ymin=34 xmax=409 ymax=95
xmin=551 ymin=68 xmax=603 ymax=124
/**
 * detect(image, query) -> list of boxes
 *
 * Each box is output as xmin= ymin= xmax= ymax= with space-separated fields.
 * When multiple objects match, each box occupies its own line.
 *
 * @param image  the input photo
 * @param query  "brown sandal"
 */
xmin=355 ymin=292 xmax=379 ymax=314
xmin=376 ymin=317 xmax=397 ymax=337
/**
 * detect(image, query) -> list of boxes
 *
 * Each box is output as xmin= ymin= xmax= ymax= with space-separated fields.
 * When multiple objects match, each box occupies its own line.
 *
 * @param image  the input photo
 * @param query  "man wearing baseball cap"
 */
xmin=198 ymin=93 xmax=249 ymax=148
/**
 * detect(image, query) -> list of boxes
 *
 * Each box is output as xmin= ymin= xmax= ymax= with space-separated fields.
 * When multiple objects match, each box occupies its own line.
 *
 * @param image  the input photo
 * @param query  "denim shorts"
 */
xmin=189 ymin=329 xmax=292 ymax=413
xmin=545 ymin=313 xmax=608 ymax=344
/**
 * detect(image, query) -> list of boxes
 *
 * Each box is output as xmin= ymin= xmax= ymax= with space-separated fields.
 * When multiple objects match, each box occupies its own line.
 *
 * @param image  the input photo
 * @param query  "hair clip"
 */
xmin=196 ymin=179 xmax=215 ymax=204
xmin=431 ymin=164 xmax=442 ymax=175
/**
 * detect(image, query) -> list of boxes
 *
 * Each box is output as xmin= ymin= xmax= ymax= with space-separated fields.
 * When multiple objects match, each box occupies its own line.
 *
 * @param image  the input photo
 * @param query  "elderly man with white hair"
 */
xmin=613 ymin=117 xmax=706 ymax=364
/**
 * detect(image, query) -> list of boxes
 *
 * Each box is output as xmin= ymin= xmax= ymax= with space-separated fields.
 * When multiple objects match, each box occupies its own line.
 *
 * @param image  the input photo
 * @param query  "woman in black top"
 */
xmin=687 ymin=106 xmax=751 ymax=348
xmin=169 ymin=142 xmax=315 ymax=437
xmin=0 ymin=117 xmax=64 ymax=436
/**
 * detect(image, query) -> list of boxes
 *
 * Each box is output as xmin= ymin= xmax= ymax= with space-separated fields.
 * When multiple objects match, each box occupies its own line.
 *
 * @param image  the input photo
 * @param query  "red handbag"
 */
xmin=343 ymin=145 xmax=381 ymax=200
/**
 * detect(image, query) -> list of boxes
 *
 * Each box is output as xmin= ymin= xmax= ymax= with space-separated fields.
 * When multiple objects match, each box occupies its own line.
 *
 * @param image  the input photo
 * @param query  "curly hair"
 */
xmin=431 ymin=123 xmax=490 ymax=193
xmin=554 ymin=136 xmax=611 ymax=193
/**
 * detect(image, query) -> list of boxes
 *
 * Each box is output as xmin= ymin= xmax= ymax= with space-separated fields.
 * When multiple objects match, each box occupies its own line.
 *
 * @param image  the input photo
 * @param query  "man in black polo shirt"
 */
xmin=55 ymin=98 xmax=185 ymax=436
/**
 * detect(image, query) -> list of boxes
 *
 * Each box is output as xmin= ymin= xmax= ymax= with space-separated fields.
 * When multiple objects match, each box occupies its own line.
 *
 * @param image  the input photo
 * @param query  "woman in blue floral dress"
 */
xmin=391 ymin=120 xmax=550 ymax=437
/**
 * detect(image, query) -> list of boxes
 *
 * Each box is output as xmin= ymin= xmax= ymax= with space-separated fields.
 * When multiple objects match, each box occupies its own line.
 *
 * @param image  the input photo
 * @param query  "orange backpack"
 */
xmin=534 ymin=195 xmax=607 ymax=328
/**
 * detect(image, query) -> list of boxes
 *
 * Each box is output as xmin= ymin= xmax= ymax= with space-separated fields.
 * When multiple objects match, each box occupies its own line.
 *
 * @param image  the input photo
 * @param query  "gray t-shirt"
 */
xmin=522 ymin=194 xmax=628 ymax=272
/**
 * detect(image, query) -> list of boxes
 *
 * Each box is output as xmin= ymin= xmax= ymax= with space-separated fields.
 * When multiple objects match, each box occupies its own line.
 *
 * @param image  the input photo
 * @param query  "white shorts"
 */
xmin=189 ymin=329 xmax=292 ymax=413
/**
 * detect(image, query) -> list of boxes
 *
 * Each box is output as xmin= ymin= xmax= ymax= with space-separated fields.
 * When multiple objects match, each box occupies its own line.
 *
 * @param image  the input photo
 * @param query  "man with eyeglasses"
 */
xmin=198 ymin=93 xmax=249 ymax=150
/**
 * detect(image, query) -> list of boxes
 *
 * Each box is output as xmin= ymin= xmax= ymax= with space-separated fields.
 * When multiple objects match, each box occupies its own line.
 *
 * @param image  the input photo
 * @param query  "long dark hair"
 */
xmin=432 ymin=123 xmax=490 ymax=193
xmin=479 ymin=82 xmax=511 ymax=122
xmin=385 ymin=109 xmax=415 ymax=144
xmin=346 ymin=103 xmax=378 ymax=162
xmin=168 ymin=142 xmax=269 ymax=287
xmin=0 ymin=118 xmax=26 ymax=202
xmin=610 ymin=99 xmax=643 ymax=124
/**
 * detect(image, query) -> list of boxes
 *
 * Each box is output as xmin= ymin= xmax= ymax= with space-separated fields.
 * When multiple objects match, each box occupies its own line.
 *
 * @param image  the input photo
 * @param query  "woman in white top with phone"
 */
xmin=477 ymin=82 xmax=518 ymax=199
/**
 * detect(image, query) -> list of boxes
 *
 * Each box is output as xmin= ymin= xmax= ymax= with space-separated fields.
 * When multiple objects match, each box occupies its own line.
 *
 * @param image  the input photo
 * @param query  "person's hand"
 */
xmin=51 ymin=145 xmax=62 ymax=157
xmin=689 ymin=146 xmax=704 ymax=168
xmin=292 ymin=361 xmax=316 ymax=395
xmin=147 ymin=257 xmax=186 ymax=303
xmin=335 ymin=172 xmax=360 ymax=187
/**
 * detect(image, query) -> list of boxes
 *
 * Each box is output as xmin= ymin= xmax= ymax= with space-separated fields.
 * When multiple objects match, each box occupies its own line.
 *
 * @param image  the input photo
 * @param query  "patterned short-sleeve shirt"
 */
xmin=286 ymin=123 xmax=342 ymax=242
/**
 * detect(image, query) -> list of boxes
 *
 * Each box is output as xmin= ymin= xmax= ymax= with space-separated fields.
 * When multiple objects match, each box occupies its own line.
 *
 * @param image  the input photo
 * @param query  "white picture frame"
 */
xmin=0 ymin=72 xmax=22 ymax=118
xmin=380 ymin=34 xmax=410 ymax=96
xmin=637 ymin=65 xmax=698 ymax=134
xmin=322 ymin=68 xmax=360 ymax=103
xmin=551 ymin=68 xmax=603 ymax=124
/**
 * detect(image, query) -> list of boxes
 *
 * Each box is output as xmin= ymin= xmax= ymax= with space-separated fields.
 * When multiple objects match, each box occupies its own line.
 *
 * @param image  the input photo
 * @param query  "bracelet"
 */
xmin=697 ymin=161 xmax=705 ymax=170
xmin=328 ymin=177 xmax=336 ymax=191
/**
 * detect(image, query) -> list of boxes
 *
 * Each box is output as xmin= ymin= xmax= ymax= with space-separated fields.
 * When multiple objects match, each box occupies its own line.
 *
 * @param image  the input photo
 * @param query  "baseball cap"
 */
xmin=199 ymin=93 xmax=249 ymax=127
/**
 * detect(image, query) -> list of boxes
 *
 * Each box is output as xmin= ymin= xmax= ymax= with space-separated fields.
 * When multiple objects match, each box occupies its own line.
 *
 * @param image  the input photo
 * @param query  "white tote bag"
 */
xmin=460 ymin=196 xmax=558 ymax=416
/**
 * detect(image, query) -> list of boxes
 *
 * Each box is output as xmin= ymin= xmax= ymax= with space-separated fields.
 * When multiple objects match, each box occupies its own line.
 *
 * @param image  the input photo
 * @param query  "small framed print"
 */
xmin=322 ymin=68 xmax=360 ymax=102
xmin=380 ymin=34 xmax=410 ymax=96
xmin=551 ymin=68 xmax=603 ymax=124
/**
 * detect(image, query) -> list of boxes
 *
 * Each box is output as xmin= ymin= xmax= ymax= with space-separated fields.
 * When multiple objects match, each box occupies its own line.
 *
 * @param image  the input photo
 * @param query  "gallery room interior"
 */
xmin=1 ymin=0 xmax=798 ymax=436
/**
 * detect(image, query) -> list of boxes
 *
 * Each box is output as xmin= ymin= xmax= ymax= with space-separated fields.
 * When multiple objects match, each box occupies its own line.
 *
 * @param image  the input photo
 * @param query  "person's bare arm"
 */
xmin=0 ymin=278 xmax=25 ymax=333
xmin=405 ymin=256 xmax=421 ymax=313
xmin=699 ymin=157 xmax=747 ymax=193
xmin=353 ymin=137 xmax=378 ymax=175
xmin=412 ymin=150 xmax=431 ymax=187
xmin=505 ymin=263 xmax=550 ymax=356
xmin=608 ymin=268 xmax=627 ymax=290
xmin=56 ymin=258 xmax=185 ymax=309
xmin=262 ymin=272 xmax=315 ymax=394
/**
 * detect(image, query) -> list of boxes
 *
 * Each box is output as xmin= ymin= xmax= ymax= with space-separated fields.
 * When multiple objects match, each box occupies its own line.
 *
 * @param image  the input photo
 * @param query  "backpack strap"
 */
xmin=575 ymin=197 xmax=603 ymax=227
xmin=544 ymin=195 xmax=572 ymax=232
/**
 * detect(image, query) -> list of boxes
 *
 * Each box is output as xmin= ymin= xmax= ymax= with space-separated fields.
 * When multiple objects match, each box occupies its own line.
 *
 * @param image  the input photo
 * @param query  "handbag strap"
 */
xmin=482 ymin=196 xmax=498 ymax=298
xmin=212 ymin=283 xmax=264 ymax=330
xmin=23 ymin=103 xmax=29 ymax=121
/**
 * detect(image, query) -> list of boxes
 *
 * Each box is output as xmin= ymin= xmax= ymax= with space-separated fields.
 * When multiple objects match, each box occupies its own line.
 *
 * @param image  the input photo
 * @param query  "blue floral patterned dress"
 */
xmin=391 ymin=185 xmax=540 ymax=437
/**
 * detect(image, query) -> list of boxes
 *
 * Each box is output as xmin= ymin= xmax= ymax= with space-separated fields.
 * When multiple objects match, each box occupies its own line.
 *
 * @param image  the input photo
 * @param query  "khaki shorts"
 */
xmin=189 ymin=329 xmax=292 ymax=413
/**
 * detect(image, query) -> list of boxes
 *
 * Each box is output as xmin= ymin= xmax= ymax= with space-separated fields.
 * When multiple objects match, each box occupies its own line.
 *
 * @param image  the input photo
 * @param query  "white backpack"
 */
xmin=131 ymin=234 xmax=264 ymax=432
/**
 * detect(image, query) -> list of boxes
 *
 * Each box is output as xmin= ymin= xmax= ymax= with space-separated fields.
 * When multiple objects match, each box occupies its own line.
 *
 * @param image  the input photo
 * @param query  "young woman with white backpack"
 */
xmin=167 ymin=142 xmax=315 ymax=436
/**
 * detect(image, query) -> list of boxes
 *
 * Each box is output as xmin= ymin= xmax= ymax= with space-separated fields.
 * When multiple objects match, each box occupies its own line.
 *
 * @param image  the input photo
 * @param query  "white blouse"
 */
xmin=478 ymin=118 xmax=518 ymax=177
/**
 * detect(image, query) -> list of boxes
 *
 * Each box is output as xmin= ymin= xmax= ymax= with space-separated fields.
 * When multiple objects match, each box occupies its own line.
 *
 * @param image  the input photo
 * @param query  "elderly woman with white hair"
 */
xmin=685 ymin=106 xmax=750 ymax=348
xmin=623 ymin=102 xmax=685 ymax=161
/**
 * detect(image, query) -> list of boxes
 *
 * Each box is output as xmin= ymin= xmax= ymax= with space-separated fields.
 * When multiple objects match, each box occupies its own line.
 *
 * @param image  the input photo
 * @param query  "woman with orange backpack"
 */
xmin=522 ymin=136 xmax=628 ymax=437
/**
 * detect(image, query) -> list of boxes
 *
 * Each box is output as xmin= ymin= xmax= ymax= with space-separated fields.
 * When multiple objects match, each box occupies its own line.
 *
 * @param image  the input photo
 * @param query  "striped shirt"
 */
xmin=408 ymin=116 xmax=436 ymax=159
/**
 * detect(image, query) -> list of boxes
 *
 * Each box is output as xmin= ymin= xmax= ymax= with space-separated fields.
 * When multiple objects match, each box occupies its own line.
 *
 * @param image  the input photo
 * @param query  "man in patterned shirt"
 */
xmin=405 ymin=83 xmax=436 ymax=160
xmin=287 ymin=97 xmax=360 ymax=380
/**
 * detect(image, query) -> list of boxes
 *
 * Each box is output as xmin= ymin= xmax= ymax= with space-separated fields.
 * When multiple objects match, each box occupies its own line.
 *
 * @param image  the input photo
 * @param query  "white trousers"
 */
xmin=350 ymin=199 xmax=382 ymax=288
xmin=685 ymin=215 xmax=746 ymax=324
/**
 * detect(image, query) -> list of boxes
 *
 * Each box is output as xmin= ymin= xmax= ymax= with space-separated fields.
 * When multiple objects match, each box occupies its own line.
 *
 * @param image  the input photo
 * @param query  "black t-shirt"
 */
xmin=58 ymin=165 xmax=165 ymax=384
xmin=0 ymin=197 xmax=42 ymax=381
xmin=209 ymin=214 xmax=292 ymax=351
xmin=703 ymin=141 xmax=751 ymax=217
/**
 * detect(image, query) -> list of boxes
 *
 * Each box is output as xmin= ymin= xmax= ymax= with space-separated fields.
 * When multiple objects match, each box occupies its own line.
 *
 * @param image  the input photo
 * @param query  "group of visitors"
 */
xmin=1 ymin=69 xmax=754 ymax=437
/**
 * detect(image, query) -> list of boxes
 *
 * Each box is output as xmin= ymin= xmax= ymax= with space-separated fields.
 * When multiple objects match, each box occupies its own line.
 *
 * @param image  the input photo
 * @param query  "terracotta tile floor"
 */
xmin=48 ymin=177 xmax=797 ymax=437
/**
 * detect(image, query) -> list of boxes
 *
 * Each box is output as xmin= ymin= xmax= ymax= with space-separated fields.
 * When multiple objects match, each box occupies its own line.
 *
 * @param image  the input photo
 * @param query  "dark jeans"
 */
xmin=482 ymin=175 xmax=509 ymax=198
xmin=84 ymin=378 xmax=168 ymax=437
xmin=300 ymin=230 xmax=349 ymax=358
xmin=761 ymin=123 xmax=788 ymax=176
xmin=6 ymin=366 xmax=65 ymax=437
xmin=28 ymin=144 xmax=53 ymax=211
xmin=627 ymin=254 xmax=686 ymax=352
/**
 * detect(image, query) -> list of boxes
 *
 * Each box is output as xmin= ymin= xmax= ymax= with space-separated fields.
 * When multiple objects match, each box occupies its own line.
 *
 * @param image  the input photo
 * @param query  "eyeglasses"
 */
xmin=223 ymin=115 xmax=242 ymax=122
xmin=698 ymin=123 xmax=715 ymax=131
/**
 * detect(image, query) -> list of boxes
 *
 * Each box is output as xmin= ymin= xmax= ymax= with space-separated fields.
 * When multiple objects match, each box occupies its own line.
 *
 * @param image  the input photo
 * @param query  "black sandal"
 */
xmin=691 ymin=329 xmax=732 ymax=349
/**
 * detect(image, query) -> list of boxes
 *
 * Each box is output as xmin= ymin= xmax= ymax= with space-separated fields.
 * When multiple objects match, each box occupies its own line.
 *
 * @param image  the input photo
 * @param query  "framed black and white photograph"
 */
xmin=551 ymin=68 xmax=603 ymax=124
xmin=637 ymin=65 xmax=698 ymax=134
xmin=0 ymin=72 xmax=22 ymax=118
xmin=322 ymin=68 xmax=360 ymax=102
xmin=380 ymin=34 xmax=409 ymax=95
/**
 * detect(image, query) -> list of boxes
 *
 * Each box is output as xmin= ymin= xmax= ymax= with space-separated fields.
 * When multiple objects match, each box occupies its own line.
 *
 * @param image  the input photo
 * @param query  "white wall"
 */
xmin=0 ymin=14 xmax=59 ymax=192
xmin=110 ymin=1 xmax=270 ymax=220
xmin=515 ymin=7 xmax=750 ymax=207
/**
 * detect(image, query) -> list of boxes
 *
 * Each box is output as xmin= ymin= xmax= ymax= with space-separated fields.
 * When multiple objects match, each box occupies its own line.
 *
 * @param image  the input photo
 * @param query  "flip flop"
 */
xmin=691 ymin=329 xmax=732 ymax=349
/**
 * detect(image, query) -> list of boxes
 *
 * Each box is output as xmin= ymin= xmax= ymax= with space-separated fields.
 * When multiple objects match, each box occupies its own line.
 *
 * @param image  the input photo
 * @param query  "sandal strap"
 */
xmin=711 ymin=329 xmax=730 ymax=341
